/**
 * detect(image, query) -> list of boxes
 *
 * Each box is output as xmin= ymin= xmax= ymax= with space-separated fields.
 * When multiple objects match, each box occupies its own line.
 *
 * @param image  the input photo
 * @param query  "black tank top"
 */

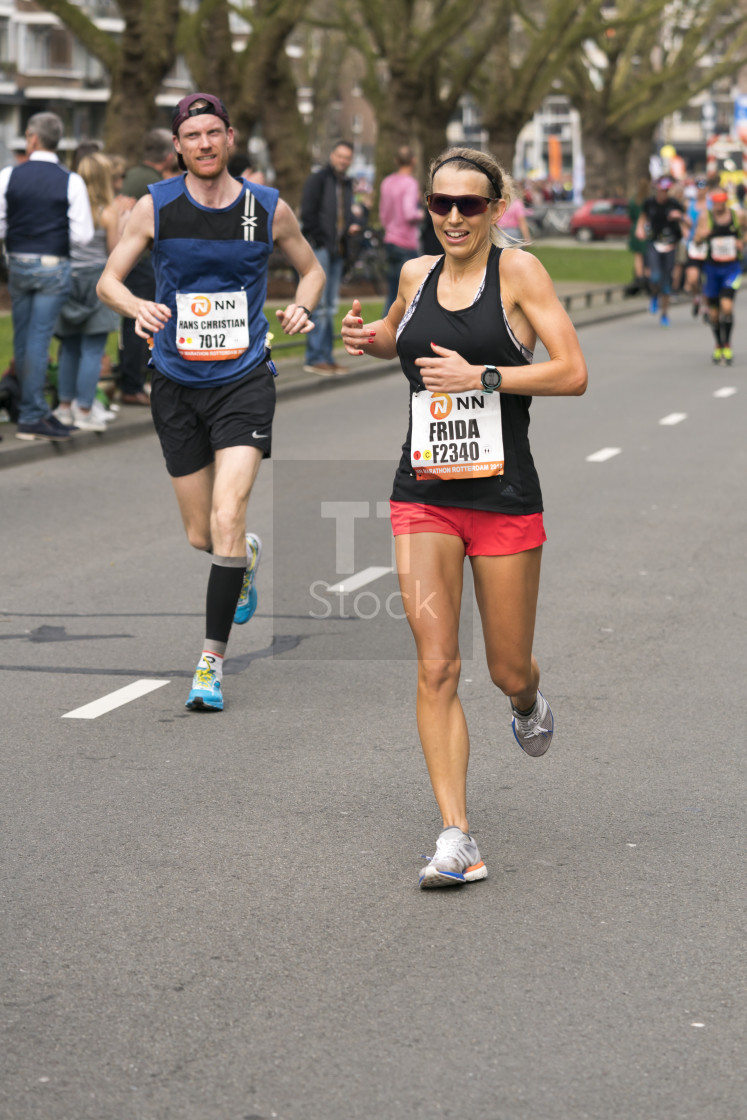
xmin=707 ymin=210 xmax=740 ymax=264
xmin=391 ymin=245 xmax=543 ymax=514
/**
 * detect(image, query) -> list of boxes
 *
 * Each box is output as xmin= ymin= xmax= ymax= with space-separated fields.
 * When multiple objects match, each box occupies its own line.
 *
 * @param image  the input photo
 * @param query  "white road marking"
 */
xmin=327 ymin=566 xmax=393 ymax=594
xmin=713 ymin=387 xmax=737 ymax=398
xmin=659 ymin=412 xmax=687 ymax=426
xmin=586 ymin=447 xmax=622 ymax=462
xmin=63 ymin=679 xmax=170 ymax=720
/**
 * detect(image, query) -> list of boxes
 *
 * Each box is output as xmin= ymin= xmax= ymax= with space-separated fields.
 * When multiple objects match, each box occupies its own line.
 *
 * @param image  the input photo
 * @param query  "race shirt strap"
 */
xmin=410 ymin=390 xmax=504 ymax=480
xmin=175 ymin=289 xmax=249 ymax=361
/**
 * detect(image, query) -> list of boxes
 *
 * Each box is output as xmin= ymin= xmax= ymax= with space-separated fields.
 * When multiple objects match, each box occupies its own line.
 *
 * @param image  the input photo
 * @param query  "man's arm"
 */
xmin=694 ymin=210 xmax=710 ymax=244
xmin=96 ymin=194 xmax=171 ymax=338
xmin=272 ymin=198 xmax=326 ymax=335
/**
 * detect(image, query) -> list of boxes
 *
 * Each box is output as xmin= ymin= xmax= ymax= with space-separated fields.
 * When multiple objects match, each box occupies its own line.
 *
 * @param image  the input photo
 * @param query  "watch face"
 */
xmin=482 ymin=367 xmax=500 ymax=388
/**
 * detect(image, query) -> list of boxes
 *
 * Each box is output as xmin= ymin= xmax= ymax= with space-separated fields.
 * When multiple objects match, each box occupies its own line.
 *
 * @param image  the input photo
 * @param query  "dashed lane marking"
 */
xmin=659 ymin=412 xmax=688 ymax=426
xmin=63 ymin=679 xmax=170 ymax=719
xmin=326 ymin=566 xmax=393 ymax=594
xmin=713 ymin=387 xmax=737 ymax=398
xmin=586 ymin=447 xmax=622 ymax=463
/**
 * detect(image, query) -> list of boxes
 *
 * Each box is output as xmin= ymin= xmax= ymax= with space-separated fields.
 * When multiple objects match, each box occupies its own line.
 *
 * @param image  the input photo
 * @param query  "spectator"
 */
xmin=300 ymin=141 xmax=361 ymax=375
xmin=53 ymin=153 xmax=127 ymax=431
xmin=379 ymin=145 xmax=424 ymax=315
xmin=0 ymin=111 xmax=94 ymax=442
xmin=117 ymin=128 xmax=176 ymax=405
xmin=72 ymin=139 xmax=102 ymax=171
xmin=496 ymin=193 xmax=531 ymax=242
xmin=107 ymin=154 xmax=127 ymax=197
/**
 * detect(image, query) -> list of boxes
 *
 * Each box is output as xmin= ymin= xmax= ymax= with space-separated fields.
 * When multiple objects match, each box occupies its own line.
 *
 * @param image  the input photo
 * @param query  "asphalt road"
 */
xmin=1 ymin=303 xmax=745 ymax=1120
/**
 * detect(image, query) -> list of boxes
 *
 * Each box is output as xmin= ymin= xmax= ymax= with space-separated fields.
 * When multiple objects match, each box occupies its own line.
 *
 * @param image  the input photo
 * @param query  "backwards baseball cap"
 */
xmin=172 ymin=93 xmax=230 ymax=135
xmin=657 ymin=176 xmax=673 ymax=189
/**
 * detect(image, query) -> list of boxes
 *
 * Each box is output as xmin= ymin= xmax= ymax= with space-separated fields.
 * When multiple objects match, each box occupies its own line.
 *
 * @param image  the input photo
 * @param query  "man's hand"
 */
xmin=134 ymin=300 xmax=171 ymax=340
xmin=275 ymin=303 xmax=314 ymax=335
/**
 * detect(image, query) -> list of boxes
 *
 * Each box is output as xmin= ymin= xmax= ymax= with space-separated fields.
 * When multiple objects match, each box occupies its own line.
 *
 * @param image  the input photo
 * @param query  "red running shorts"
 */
xmin=389 ymin=501 xmax=546 ymax=557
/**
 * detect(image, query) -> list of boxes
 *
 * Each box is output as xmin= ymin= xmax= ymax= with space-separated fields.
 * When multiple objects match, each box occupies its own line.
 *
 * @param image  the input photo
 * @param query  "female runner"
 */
xmin=341 ymin=147 xmax=587 ymax=889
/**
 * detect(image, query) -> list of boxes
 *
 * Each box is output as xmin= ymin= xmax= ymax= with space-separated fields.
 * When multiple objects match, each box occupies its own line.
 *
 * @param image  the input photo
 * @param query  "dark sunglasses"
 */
xmin=426 ymin=193 xmax=497 ymax=217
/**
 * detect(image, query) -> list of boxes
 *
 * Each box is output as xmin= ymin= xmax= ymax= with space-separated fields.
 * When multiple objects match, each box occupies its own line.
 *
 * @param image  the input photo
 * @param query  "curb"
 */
xmin=0 ymin=293 xmax=648 ymax=471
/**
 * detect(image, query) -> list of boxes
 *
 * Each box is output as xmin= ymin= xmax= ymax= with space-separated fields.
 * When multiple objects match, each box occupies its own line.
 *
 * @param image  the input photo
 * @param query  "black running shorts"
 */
xmin=150 ymin=360 xmax=276 ymax=477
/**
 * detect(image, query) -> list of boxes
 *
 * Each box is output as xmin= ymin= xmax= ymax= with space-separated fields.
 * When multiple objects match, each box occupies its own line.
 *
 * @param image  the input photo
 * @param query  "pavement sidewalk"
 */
xmin=0 ymin=282 xmax=647 ymax=470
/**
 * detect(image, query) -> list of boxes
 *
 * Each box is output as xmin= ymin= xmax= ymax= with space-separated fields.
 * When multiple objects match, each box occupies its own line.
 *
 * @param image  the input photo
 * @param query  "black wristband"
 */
xmin=298 ymin=305 xmax=312 ymax=318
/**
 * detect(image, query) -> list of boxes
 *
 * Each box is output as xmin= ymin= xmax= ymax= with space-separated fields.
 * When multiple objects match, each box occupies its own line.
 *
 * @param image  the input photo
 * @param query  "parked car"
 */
xmin=569 ymin=198 xmax=631 ymax=241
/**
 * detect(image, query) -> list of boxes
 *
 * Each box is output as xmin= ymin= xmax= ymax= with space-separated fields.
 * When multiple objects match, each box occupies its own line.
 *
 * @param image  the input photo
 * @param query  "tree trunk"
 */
xmin=625 ymin=130 xmax=655 ymax=195
xmin=485 ymin=123 xmax=526 ymax=182
xmin=580 ymin=124 xmax=629 ymax=197
xmin=261 ymin=51 xmax=310 ymax=209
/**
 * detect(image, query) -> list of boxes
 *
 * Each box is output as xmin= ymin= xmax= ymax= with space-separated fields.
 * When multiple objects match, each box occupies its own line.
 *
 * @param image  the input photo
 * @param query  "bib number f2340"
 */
xmin=410 ymin=390 xmax=504 ymax=480
xmin=175 ymin=290 xmax=249 ymax=361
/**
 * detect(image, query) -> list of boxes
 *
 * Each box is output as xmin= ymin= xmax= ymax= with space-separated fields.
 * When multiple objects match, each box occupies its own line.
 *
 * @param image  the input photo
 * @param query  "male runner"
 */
xmin=694 ymin=187 xmax=746 ymax=365
xmin=98 ymin=93 xmax=324 ymax=710
xmin=635 ymin=177 xmax=689 ymax=327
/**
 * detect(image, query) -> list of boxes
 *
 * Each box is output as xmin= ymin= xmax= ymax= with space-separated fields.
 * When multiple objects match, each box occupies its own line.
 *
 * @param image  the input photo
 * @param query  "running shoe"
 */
xmin=186 ymin=661 xmax=224 ymax=711
xmin=722 ymin=347 xmax=733 ymax=365
xmin=649 ymin=295 xmax=659 ymax=314
xmin=53 ymin=404 xmax=75 ymax=426
xmin=712 ymin=347 xmax=723 ymax=364
xmin=233 ymin=532 xmax=262 ymax=625
xmin=419 ymin=826 xmax=487 ymax=889
xmin=660 ymin=314 xmax=671 ymax=327
xmin=511 ymin=690 xmax=554 ymax=757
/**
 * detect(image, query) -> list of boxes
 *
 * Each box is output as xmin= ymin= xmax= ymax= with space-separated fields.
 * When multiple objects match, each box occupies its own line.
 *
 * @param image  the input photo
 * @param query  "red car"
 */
xmin=569 ymin=198 xmax=631 ymax=241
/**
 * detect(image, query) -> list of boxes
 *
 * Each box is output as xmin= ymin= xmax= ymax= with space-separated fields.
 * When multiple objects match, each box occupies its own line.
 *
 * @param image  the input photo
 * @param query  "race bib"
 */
xmin=175 ymin=290 xmax=249 ymax=360
xmin=653 ymin=240 xmax=675 ymax=253
xmin=688 ymin=242 xmax=707 ymax=261
xmin=410 ymin=390 xmax=504 ymax=480
xmin=710 ymin=235 xmax=737 ymax=262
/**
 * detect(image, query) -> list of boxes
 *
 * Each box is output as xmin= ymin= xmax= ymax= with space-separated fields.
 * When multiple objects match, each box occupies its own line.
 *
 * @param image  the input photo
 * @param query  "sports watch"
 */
xmin=480 ymin=365 xmax=502 ymax=393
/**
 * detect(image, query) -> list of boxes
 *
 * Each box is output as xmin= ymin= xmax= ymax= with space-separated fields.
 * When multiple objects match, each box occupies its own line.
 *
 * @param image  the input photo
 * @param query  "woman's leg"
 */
xmin=75 ymin=333 xmax=109 ymax=410
xmin=471 ymin=546 xmax=543 ymax=711
xmin=56 ymin=335 xmax=81 ymax=406
xmin=395 ymin=532 xmax=470 ymax=832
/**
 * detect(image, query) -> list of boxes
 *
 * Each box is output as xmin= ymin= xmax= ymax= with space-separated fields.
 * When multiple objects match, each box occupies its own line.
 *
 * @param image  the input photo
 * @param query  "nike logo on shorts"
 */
xmin=252 ymin=430 xmax=268 ymax=439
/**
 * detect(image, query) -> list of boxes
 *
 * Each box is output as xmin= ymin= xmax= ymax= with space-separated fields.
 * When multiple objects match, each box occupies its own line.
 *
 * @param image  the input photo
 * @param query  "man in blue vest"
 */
xmin=0 ymin=112 xmax=94 ymax=441
xmin=98 ymin=93 xmax=324 ymax=711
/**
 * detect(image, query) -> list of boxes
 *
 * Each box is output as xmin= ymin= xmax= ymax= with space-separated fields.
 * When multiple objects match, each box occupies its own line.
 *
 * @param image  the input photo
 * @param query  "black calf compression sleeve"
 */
xmin=205 ymin=556 xmax=246 ymax=645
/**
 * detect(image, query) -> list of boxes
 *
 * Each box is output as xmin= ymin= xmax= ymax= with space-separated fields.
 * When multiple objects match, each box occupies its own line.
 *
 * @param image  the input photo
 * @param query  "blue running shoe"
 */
xmin=234 ymin=532 xmax=262 ymax=625
xmin=660 ymin=314 xmax=671 ymax=327
xmin=649 ymin=295 xmax=659 ymax=314
xmin=186 ymin=658 xmax=224 ymax=711
xmin=511 ymin=690 xmax=554 ymax=757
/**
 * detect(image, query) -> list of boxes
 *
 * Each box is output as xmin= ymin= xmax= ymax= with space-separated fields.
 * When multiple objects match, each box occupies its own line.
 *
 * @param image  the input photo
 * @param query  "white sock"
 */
xmin=198 ymin=650 xmax=224 ymax=680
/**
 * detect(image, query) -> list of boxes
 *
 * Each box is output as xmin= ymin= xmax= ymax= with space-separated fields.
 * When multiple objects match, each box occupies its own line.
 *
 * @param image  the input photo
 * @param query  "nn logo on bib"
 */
xmin=192 ymin=296 xmax=212 ymax=316
xmin=430 ymin=393 xmax=452 ymax=419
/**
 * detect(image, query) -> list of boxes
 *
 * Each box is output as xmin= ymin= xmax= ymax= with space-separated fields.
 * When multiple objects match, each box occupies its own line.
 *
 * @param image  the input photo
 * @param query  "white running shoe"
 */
xmin=419 ymin=826 xmax=487 ymax=889
xmin=71 ymin=401 xmax=107 ymax=432
xmin=91 ymin=398 xmax=117 ymax=423
xmin=53 ymin=404 xmax=75 ymax=426
xmin=511 ymin=690 xmax=554 ymax=757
